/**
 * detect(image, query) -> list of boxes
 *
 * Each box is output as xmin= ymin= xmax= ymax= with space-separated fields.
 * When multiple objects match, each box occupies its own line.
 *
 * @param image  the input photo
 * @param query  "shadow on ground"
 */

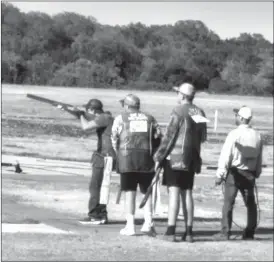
xmin=108 ymin=216 xmax=221 ymax=225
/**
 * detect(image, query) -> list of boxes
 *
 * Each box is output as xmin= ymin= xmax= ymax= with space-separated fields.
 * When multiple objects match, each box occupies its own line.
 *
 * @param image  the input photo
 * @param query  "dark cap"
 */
xmin=119 ymin=94 xmax=140 ymax=108
xmin=84 ymin=99 xmax=103 ymax=111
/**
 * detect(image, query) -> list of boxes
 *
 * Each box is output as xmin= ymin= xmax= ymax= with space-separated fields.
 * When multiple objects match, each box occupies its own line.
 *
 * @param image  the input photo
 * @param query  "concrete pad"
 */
xmin=2 ymin=223 xmax=74 ymax=234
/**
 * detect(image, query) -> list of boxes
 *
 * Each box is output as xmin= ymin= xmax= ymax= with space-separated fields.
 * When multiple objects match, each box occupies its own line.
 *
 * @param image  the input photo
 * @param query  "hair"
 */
xmin=87 ymin=108 xmax=103 ymax=114
xmin=182 ymin=93 xmax=195 ymax=102
xmin=241 ymin=117 xmax=251 ymax=125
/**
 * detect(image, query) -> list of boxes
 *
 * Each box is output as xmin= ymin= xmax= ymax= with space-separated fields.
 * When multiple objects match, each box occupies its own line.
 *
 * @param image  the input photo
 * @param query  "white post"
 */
xmin=214 ymin=110 xmax=218 ymax=133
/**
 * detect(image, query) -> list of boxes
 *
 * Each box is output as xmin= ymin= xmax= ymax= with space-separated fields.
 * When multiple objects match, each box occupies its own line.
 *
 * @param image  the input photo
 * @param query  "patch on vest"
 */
xmin=129 ymin=120 xmax=148 ymax=132
xmin=191 ymin=114 xmax=210 ymax=123
xmin=188 ymin=108 xmax=209 ymax=123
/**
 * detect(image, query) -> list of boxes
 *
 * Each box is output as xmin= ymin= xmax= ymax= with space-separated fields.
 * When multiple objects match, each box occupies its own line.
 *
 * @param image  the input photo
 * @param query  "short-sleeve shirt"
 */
xmin=94 ymin=113 xmax=115 ymax=156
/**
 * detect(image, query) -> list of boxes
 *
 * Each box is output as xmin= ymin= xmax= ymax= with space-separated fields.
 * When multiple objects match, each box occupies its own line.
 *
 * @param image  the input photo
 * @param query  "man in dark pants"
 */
xmin=78 ymin=99 xmax=116 ymax=225
xmin=214 ymin=106 xmax=263 ymax=240
xmin=154 ymin=83 xmax=208 ymax=242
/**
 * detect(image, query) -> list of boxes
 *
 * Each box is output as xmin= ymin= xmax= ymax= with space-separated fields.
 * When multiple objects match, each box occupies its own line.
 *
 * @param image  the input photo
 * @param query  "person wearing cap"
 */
xmin=213 ymin=106 xmax=263 ymax=241
xmin=77 ymin=99 xmax=116 ymax=225
xmin=154 ymin=83 xmax=208 ymax=242
xmin=111 ymin=94 xmax=162 ymax=236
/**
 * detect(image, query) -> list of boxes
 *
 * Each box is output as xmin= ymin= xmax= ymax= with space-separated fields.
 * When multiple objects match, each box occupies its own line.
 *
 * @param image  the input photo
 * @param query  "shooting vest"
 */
xmin=117 ymin=111 xmax=155 ymax=173
xmin=169 ymin=103 xmax=206 ymax=173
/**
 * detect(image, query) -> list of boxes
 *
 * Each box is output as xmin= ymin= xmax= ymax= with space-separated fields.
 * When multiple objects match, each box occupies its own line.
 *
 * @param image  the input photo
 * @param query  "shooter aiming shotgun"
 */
xmin=28 ymin=94 xmax=116 ymax=225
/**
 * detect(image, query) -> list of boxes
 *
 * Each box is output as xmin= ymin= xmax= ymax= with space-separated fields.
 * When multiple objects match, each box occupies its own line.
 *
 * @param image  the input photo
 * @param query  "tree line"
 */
xmin=2 ymin=2 xmax=273 ymax=95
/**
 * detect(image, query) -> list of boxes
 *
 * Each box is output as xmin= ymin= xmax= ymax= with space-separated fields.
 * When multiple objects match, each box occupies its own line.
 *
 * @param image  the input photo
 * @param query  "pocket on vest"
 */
xmin=169 ymin=153 xmax=192 ymax=171
xmin=91 ymin=152 xmax=105 ymax=168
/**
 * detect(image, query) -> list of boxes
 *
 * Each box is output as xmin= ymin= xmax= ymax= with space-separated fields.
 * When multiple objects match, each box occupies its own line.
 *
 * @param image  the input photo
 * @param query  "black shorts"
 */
xmin=120 ymin=172 xmax=154 ymax=194
xmin=162 ymin=160 xmax=195 ymax=190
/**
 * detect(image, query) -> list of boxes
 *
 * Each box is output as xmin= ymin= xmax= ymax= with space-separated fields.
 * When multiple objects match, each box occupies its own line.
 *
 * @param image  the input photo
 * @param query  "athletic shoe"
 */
xmin=120 ymin=226 xmax=136 ymax=236
xmin=79 ymin=216 xmax=108 ymax=225
xmin=141 ymin=223 xmax=157 ymax=237
xmin=181 ymin=232 xmax=194 ymax=243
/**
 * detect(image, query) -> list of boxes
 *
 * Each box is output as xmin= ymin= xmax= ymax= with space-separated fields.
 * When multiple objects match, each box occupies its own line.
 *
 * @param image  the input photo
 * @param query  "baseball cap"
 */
xmin=233 ymin=106 xmax=252 ymax=120
xmin=119 ymin=94 xmax=140 ymax=108
xmin=173 ymin=83 xmax=195 ymax=96
xmin=84 ymin=99 xmax=103 ymax=111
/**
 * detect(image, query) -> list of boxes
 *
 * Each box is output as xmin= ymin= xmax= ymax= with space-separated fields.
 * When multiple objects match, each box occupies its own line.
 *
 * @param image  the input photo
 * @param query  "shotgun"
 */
xmin=27 ymin=94 xmax=86 ymax=119
xmin=139 ymin=167 xmax=162 ymax=209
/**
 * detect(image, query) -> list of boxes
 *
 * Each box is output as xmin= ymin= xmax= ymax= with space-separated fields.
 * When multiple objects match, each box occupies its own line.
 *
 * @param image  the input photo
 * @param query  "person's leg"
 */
xmin=180 ymin=171 xmax=195 ymax=242
xmin=232 ymin=168 xmax=257 ymax=240
xmin=180 ymin=190 xmax=187 ymax=230
xmin=120 ymin=173 xmax=138 ymax=235
xmin=238 ymin=171 xmax=257 ymax=239
xmin=166 ymin=186 xmax=181 ymax=235
xmin=82 ymin=165 xmax=106 ymax=223
xmin=240 ymin=187 xmax=257 ymax=239
xmin=214 ymin=172 xmax=238 ymax=240
xmin=162 ymin=161 xmax=181 ymax=239
xmin=139 ymin=173 xmax=155 ymax=234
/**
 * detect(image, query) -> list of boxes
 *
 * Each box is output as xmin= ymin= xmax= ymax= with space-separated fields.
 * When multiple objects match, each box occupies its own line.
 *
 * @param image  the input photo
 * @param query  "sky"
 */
xmin=11 ymin=1 xmax=273 ymax=42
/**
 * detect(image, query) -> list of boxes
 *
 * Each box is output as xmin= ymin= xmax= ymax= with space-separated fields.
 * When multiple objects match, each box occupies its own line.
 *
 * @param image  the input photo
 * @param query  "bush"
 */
xmin=208 ymin=77 xmax=231 ymax=93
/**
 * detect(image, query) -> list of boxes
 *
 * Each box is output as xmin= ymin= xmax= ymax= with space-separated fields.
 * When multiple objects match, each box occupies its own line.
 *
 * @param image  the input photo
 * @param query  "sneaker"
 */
xmin=79 ymin=216 xmax=108 ymax=225
xmin=181 ymin=232 xmax=194 ymax=243
xmin=120 ymin=226 xmax=136 ymax=236
xmin=141 ymin=223 xmax=157 ymax=237
xmin=212 ymin=232 xmax=230 ymax=241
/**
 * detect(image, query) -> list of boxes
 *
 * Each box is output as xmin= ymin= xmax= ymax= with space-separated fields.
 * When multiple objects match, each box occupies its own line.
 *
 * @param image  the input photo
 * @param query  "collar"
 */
xmin=238 ymin=124 xmax=250 ymax=129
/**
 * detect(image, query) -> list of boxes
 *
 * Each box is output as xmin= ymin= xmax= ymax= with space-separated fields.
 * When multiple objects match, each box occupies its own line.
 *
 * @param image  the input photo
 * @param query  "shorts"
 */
xmin=162 ymin=160 xmax=195 ymax=190
xmin=120 ymin=172 xmax=154 ymax=194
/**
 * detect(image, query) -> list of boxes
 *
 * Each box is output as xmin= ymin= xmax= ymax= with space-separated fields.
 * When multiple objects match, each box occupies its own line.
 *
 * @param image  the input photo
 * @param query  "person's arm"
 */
xmin=151 ymin=116 xmax=163 ymax=139
xmin=80 ymin=113 xmax=108 ymax=131
xmin=111 ymin=115 xmax=123 ymax=153
xmin=216 ymin=131 xmax=235 ymax=179
xmin=200 ymin=110 xmax=207 ymax=143
xmin=153 ymin=110 xmax=180 ymax=165
xmin=255 ymin=138 xmax=263 ymax=178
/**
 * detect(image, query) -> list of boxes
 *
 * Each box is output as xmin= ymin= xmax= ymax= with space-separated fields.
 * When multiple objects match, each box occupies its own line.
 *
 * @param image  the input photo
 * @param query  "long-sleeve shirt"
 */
xmin=153 ymin=104 xmax=207 ymax=164
xmin=216 ymin=124 xmax=263 ymax=179
xmin=111 ymin=112 xmax=162 ymax=152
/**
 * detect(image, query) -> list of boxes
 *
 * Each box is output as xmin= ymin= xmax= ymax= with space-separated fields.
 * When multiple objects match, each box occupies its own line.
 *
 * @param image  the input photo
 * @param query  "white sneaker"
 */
xmin=141 ymin=223 xmax=157 ymax=236
xmin=120 ymin=226 xmax=135 ymax=236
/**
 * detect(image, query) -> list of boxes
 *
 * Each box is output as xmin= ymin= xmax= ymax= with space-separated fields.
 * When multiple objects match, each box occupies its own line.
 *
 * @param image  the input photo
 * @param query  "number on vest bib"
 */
xmin=129 ymin=120 xmax=148 ymax=132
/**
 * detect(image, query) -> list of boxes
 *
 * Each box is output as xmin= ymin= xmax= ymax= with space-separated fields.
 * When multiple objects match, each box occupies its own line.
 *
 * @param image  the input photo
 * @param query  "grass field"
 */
xmin=1 ymin=84 xmax=274 ymax=261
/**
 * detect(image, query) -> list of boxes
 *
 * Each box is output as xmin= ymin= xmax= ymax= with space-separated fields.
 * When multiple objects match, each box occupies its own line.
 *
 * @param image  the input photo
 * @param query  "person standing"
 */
xmin=214 ymin=106 xmax=263 ymax=240
xmin=111 ymin=94 xmax=162 ymax=236
xmin=77 ymin=99 xmax=116 ymax=225
xmin=154 ymin=83 xmax=208 ymax=242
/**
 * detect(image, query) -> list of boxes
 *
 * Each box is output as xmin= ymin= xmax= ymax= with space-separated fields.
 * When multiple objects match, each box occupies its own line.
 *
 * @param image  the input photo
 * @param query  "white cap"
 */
xmin=173 ymin=83 xmax=195 ymax=96
xmin=233 ymin=106 xmax=252 ymax=120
